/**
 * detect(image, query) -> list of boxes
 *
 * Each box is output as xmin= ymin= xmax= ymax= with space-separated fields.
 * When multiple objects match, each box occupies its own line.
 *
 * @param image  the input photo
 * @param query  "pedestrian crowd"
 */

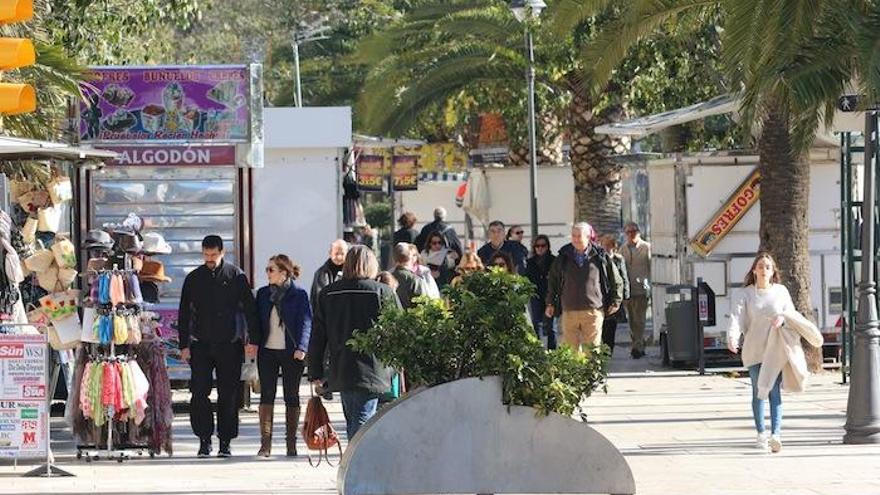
xmin=174 ymin=208 xmax=654 ymax=458
xmin=172 ymin=205 xmax=816 ymax=459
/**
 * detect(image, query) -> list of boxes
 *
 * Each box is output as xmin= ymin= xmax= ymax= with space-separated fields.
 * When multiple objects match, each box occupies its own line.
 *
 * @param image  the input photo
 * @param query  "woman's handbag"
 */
xmin=302 ymin=390 xmax=342 ymax=467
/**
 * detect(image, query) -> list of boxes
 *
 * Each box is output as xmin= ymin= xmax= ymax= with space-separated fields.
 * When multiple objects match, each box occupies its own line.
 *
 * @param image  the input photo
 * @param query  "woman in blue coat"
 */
xmin=253 ymin=254 xmax=311 ymax=458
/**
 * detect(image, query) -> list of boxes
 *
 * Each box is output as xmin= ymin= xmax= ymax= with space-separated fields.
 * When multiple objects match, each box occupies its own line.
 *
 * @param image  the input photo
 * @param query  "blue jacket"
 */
xmin=255 ymin=283 xmax=311 ymax=352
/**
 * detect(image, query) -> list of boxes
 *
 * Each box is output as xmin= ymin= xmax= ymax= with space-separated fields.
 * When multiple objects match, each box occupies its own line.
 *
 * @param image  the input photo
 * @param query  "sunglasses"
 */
xmin=513 ymin=230 xmax=524 ymax=235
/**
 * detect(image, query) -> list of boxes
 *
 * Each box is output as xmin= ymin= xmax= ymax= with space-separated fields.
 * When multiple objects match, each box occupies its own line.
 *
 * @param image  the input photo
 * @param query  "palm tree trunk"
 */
xmin=539 ymin=112 xmax=564 ymax=166
xmin=567 ymin=73 xmax=629 ymax=236
xmin=757 ymin=106 xmax=822 ymax=372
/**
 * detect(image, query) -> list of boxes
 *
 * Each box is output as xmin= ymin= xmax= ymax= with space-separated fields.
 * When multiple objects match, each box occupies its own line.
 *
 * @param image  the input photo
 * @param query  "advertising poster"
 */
xmin=0 ymin=334 xmax=48 ymax=458
xmin=80 ymin=66 xmax=251 ymax=142
xmin=357 ymin=154 xmax=386 ymax=192
xmin=690 ymin=168 xmax=761 ymax=256
xmin=391 ymin=155 xmax=419 ymax=191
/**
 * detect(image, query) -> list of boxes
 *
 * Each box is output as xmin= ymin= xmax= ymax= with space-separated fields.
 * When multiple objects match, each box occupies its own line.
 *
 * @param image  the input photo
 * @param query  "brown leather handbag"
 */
xmin=302 ymin=392 xmax=342 ymax=467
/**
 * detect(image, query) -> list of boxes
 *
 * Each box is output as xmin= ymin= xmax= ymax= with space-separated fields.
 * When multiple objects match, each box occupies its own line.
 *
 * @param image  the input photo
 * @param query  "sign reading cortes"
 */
xmin=690 ymin=168 xmax=761 ymax=256
xmin=103 ymin=145 xmax=236 ymax=167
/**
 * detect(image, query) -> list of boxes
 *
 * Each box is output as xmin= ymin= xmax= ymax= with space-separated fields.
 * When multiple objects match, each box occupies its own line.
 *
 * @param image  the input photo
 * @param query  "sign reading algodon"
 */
xmin=690 ymin=168 xmax=761 ymax=256
xmin=80 ymin=66 xmax=250 ymax=142
xmin=102 ymin=145 xmax=236 ymax=166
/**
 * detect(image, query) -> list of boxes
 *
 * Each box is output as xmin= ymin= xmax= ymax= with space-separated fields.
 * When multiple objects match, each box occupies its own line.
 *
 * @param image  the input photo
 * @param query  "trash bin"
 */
xmin=665 ymin=299 xmax=699 ymax=362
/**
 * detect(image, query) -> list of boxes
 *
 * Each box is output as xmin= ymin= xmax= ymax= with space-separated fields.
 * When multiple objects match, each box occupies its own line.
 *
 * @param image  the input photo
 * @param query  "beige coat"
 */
xmin=757 ymin=309 xmax=824 ymax=399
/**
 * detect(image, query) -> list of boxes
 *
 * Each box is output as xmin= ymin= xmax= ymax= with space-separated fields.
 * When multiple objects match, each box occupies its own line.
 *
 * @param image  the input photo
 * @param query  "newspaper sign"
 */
xmin=0 ymin=334 xmax=48 ymax=458
xmin=690 ymin=168 xmax=761 ymax=256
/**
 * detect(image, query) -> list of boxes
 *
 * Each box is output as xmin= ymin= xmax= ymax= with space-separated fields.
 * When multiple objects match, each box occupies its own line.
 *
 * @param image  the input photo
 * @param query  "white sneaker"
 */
xmin=769 ymin=435 xmax=782 ymax=453
xmin=756 ymin=432 xmax=769 ymax=450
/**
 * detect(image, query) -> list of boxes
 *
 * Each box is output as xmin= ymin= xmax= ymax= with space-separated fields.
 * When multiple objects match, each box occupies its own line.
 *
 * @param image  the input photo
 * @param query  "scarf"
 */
xmin=269 ymin=278 xmax=292 ymax=318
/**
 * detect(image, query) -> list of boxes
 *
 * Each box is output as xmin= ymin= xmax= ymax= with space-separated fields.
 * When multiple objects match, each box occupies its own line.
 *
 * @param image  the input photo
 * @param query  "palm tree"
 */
xmin=356 ymin=0 xmax=567 ymax=168
xmin=561 ymin=0 xmax=862 ymax=370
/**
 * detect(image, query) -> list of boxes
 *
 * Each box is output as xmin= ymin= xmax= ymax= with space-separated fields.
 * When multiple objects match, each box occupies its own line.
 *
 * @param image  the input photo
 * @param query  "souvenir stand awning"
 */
xmin=0 ymin=136 xmax=117 ymax=162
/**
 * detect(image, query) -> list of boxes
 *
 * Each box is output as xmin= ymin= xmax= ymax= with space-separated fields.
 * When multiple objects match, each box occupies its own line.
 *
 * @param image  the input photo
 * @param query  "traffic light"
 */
xmin=0 ymin=0 xmax=34 ymax=115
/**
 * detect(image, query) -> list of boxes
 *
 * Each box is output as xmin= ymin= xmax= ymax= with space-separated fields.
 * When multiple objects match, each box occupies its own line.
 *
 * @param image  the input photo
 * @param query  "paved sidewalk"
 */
xmin=2 ymin=337 xmax=877 ymax=494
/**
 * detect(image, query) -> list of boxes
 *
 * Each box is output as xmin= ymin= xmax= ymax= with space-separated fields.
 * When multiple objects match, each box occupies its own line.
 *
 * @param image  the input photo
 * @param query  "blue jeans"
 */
xmin=748 ymin=364 xmax=782 ymax=435
xmin=529 ymin=298 xmax=557 ymax=349
xmin=340 ymin=390 xmax=380 ymax=440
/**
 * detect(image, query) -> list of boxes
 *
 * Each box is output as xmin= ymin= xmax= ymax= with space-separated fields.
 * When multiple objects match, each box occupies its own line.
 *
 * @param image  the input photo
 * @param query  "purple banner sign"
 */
xmin=80 ymin=66 xmax=250 ymax=143
xmin=101 ymin=145 xmax=236 ymax=166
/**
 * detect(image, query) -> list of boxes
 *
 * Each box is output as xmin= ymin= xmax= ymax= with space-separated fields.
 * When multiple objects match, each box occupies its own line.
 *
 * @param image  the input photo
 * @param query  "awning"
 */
xmin=0 ymin=136 xmax=118 ymax=162
xmin=595 ymin=95 xmax=738 ymax=138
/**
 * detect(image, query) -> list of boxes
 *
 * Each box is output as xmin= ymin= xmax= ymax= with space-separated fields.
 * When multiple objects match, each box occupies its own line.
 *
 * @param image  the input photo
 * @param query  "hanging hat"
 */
xmin=139 ymin=260 xmax=171 ymax=283
xmin=122 ymin=213 xmax=144 ymax=233
xmin=141 ymin=232 xmax=172 ymax=255
xmin=114 ymin=232 xmax=143 ymax=253
xmin=83 ymin=229 xmax=114 ymax=250
xmin=86 ymin=257 xmax=107 ymax=272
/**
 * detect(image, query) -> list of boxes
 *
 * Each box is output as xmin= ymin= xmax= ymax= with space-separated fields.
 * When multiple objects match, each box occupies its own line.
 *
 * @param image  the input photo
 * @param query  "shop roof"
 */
xmin=595 ymin=95 xmax=738 ymax=138
xmin=0 ymin=136 xmax=117 ymax=162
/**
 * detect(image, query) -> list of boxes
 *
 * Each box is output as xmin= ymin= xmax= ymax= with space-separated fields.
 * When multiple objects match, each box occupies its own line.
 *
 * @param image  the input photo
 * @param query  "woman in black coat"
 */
xmin=526 ymin=235 xmax=557 ymax=349
xmin=308 ymin=246 xmax=401 ymax=439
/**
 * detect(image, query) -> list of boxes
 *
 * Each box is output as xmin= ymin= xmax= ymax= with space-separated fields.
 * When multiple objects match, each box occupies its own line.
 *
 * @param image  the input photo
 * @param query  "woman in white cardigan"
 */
xmin=726 ymin=252 xmax=822 ymax=454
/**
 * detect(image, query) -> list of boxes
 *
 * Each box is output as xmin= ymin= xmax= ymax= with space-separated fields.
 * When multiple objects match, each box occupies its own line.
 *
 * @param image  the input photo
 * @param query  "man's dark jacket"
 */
xmin=254 ymin=282 xmax=312 ymax=352
xmin=308 ymin=278 xmax=400 ymax=394
xmin=310 ymin=259 xmax=343 ymax=314
xmin=545 ymin=243 xmax=623 ymax=314
xmin=178 ymin=260 xmax=258 ymax=349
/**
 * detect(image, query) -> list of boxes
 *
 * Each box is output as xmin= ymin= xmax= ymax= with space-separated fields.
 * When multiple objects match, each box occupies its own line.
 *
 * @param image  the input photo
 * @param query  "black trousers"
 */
xmin=602 ymin=315 xmax=619 ymax=356
xmin=257 ymin=348 xmax=305 ymax=406
xmin=189 ymin=341 xmax=243 ymax=441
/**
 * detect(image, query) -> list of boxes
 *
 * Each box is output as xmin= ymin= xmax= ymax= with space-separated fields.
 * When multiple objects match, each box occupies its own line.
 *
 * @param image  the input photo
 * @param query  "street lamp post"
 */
xmin=291 ymin=24 xmax=331 ymax=107
xmin=844 ymin=110 xmax=880 ymax=444
xmin=510 ymin=0 xmax=545 ymax=241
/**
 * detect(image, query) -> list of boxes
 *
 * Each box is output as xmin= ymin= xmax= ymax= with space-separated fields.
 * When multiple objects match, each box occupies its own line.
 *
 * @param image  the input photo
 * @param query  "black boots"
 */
xmin=285 ymin=405 xmax=301 ymax=457
xmin=258 ymin=404 xmax=273 ymax=458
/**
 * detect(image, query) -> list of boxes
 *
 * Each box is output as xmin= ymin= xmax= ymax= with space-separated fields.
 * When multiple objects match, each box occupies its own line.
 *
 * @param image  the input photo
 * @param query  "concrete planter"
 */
xmin=338 ymin=376 xmax=635 ymax=495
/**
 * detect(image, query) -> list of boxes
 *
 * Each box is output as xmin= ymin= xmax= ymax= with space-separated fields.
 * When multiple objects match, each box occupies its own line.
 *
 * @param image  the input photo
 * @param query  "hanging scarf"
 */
xmin=98 ymin=273 xmax=111 ymax=305
xmin=110 ymin=274 xmax=125 ymax=306
xmin=90 ymin=362 xmax=106 ymax=426
xmin=98 ymin=315 xmax=112 ymax=344
xmin=269 ymin=278 xmax=292 ymax=318
xmin=126 ymin=314 xmax=142 ymax=345
xmin=129 ymin=360 xmax=150 ymax=425
xmin=79 ymin=362 xmax=93 ymax=419
xmin=128 ymin=273 xmax=143 ymax=304
xmin=113 ymin=314 xmax=129 ymax=345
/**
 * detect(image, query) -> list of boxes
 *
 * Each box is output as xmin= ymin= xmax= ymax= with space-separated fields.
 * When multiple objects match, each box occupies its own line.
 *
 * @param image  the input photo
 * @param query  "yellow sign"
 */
xmin=690 ymin=168 xmax=761 ymax=256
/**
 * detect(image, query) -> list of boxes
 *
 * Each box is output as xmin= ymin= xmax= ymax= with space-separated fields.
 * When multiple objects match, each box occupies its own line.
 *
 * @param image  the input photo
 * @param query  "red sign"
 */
xmin=0 ymin=344 xmax=23 ymax=359
xmin=101 ymin=145 xmax=236 ymax=166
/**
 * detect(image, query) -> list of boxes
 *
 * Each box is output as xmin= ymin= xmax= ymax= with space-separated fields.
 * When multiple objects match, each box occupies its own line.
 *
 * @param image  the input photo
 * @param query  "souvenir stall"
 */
xmin=66 ymin=219 xmax=174 ymax=460
xmin=78 ymin=64 xmax=263 ymax=384
xmin=0 ymin=137 xmax=115 ymax=470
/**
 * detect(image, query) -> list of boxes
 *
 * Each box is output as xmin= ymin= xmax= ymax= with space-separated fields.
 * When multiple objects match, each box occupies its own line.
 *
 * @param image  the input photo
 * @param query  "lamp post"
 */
xmin=291 ymin=23 xmax=331 ymax=107
xmin=844 ymin=110 xmax=880 ymax=444
xmin=510 ymin=0 xmax=545 ymax=241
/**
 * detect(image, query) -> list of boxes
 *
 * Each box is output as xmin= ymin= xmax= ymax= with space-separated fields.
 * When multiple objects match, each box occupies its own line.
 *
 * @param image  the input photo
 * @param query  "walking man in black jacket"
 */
xmin=179 ymin=235 xmax=258 ymax=458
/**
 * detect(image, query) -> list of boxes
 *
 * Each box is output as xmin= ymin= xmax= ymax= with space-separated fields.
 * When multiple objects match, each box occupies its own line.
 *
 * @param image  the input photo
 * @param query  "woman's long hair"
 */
xmin=743 ymin=251 xmax=781 ymax=287
xmin=531 ymin=234 xmax=551 ymax=256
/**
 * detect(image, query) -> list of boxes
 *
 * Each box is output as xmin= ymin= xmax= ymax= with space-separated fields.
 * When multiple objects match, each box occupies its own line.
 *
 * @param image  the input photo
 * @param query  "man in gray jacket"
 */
xmin=390 ymin=243 xmax=429 ymax=308
xmin=621 ymin=222 xmax=651 ymax=359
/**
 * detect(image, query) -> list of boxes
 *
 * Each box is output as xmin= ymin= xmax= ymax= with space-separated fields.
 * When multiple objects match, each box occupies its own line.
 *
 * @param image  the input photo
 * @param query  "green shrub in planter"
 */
xmin=349 ymin=268 xmax=608 ymax=417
